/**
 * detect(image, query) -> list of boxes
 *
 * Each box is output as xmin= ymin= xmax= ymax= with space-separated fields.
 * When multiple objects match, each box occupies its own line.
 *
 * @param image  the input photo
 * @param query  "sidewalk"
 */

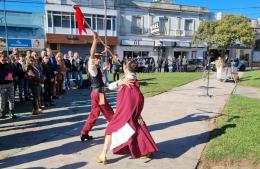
xmin=234 ymin=85 xmax=260 ymax=99
xmin=0 ymin=76 xmax=236 ymax=169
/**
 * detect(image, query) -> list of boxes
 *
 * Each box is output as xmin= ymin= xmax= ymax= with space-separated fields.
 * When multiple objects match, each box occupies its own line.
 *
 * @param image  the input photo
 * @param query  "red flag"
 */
xmin=73 ymin=5 xmax=87 ymax=35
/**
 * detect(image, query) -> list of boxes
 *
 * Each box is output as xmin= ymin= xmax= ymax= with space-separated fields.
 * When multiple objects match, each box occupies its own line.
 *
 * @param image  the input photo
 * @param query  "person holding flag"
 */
xmin=73 ymin=5 xmax=122 ymax=141
xmin=80 ymin=32 xmax=115 ymax=141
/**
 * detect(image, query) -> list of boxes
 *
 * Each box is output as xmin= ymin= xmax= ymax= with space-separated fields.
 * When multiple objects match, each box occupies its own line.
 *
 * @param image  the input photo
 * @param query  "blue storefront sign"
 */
xmin=8 ymin=39 xmax=32 ymax=48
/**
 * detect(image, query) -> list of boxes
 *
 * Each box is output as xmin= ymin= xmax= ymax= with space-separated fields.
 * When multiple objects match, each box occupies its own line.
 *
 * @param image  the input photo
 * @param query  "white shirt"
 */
xmin=88 ymin=57 xmax=98 ymax=77
xmin=108 ymin=73 xmax=137 ymax=91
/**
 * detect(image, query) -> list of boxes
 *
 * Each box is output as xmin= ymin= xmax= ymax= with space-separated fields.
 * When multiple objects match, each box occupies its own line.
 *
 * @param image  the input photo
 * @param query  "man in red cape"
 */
xmin=96 ymin=60 xmax=159 ymax=164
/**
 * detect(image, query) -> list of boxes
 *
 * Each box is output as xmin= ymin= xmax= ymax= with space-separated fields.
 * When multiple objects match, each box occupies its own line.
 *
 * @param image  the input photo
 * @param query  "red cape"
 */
xmin=106 ymin=81 xmax=159 ymax=158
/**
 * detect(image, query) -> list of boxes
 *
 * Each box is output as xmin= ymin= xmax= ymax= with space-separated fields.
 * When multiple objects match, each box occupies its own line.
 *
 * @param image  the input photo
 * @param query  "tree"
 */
xmin=194 ymin=15 xmax=255 ymax=54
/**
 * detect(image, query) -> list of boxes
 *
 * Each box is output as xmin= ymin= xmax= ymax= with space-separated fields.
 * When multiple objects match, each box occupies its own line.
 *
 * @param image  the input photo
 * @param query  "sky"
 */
xmin=1 ymin=0 xmax=260 ymax=19
xmin=173 ymin=0 xmax=260 ymax=19
xmin=0 ymin=0 xmax=44 ymax=13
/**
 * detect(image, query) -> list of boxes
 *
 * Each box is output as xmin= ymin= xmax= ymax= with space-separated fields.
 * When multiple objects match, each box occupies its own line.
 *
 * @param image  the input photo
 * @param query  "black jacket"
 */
xmin=0 ymin=63 xmax=14 ymax=85
xmin=42 ymin=62 xmax=55 ymax=81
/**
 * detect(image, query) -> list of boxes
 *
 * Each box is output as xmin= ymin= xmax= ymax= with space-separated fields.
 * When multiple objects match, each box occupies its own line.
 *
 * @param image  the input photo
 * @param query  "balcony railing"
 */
xmin=184 ymin=30 xmax=194 ymax=36
xmin=131 ymin=27 xmax=142 ymax=35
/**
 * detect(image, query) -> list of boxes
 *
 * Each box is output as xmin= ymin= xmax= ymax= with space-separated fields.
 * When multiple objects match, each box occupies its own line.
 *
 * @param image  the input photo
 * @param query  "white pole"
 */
xmin=4 ymin=0 xmax=9 ymax=57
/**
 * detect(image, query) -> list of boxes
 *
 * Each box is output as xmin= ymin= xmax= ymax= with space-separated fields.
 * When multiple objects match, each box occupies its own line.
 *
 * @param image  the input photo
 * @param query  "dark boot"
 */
xmin=80 ymin=134 xmax=93 ymax=142
xmin=9 ymin=110 xmax=17 ymax=119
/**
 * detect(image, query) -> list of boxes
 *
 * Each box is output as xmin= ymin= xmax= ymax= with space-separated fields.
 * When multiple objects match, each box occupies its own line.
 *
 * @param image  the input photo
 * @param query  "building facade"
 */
xmin=0 ymin=10 xmax=45 ymax=52
xmin=45 ymin=0 xmax=118 ymax=57
xmin=115 ymin=0 xmax=210 ymax=61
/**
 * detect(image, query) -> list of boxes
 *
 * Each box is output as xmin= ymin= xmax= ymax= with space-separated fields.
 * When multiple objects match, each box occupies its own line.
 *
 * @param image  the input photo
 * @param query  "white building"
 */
xmin=45 ymin=0 xmax=118 ymax=57
xmin=115 ymin=0 xmax=210 ymax=61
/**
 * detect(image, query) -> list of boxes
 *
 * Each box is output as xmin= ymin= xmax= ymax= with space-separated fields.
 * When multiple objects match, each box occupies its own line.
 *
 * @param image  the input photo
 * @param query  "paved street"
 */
xmin=0 ymin=76 xmax=236 ymax=169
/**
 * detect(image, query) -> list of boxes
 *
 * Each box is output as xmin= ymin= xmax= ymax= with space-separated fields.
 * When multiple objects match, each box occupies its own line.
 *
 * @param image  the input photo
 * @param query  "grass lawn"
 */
xmin=202 ymin=95 xmax=260 ymax=167
xmin=239 ymin=70 xmax=260 ymax=88
xmin=84 ymin=72 xmax=202 ymax=97
xmin=136 ymin=72 xmax=201 ymax=97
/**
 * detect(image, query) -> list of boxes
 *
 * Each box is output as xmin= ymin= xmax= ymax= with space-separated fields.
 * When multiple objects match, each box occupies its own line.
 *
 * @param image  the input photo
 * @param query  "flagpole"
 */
xmin=73 ymin=4 xmax=119 ymax=63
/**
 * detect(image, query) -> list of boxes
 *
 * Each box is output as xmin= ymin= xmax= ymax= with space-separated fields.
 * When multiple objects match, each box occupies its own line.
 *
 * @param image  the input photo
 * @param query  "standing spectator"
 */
xmin=26 ymin=50 xmax=31 ymax=61
xmin=9 ymin=48 xmax=18 ymax=59
xmin=42 ymin=55 xmax=55 ymax=107
xmin=112 ymin=54 xmax=121 ymax=81
xmin=64 ymin=53 xmax=72 ymax=90
xmin=103 ymin=57 xmax=110 ymax=86
xmin=73 ymin=52 xmax=83 ymax=88
xmin=182 ymin=56 xmax=188 ymax=72
xmin=171 ymin=56 xmax=177 ymax=72
xmin=164 ymin=57 xmax=169 ymax=72
xmin=27 ymin=57 xmax=43 ymax=115
xmin=215 ymin=56 xmax=224 ymax=81
xmin=232 ymin=58 xmax=240 ymax=73
xmin=19 ymin=54 xmax=29 ymax=101
xmin=32 ymin=51 xmax=45 ymax=108
xmin=157 ymin=56 xmax=163 ymax=72
xmin=224 ymin=54 xmax=231 ymax=77
xmin=47 ymin=48 xmax=58 ymax=99
xmin=177 ymin=55 xmax=182 ymax=72
xmin=56 ymin=52 xmax=67 ymax=95
xmin=13 ymin=54 xmax=27 ymax=102
xmin=0 ymin=53 xmax=16 ymax=119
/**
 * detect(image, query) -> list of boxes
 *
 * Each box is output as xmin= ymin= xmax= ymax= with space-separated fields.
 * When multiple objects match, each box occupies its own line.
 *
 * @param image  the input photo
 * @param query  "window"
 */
xmin=192 ymin=51 xmax=197 ymax=59
xmin=61 ymin=0 xmax=67 ymax=4
xmin=50 ymin=43 xmax=58 ymax=50
xmin=176 ymin=17 xmax=181 ymax=30
xmin=159 ymin=17 xmax=168 ymax=35
xmin=62 ymin=15 xmax=70 ymax=28
xmin=71 ymin=14 xmax=75 ymax=28
xmin=92 ymin=15 xmax=97 ymax=29
xmin=106 ymin=19 xmax=111 ymax=30
xmin=53 ymin=12 xmax=62 ymax=27
xmin=132 ymin=16 xmax=142 ymax=34
xmin=97 ymin=18 xmax=103 ymax=30
xmin=112 ymin=17 xmax=116 ymax=31
xmin=185 ymin=19 xmax=193 ymax=30
xmin=48 ymin=12 xmax=52 ymax=27
xmin=85 ymin=17 xmax=91 ymax=28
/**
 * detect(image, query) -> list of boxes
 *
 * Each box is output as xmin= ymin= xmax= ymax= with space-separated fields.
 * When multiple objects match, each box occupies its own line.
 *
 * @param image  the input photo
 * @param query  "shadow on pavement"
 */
xmin=0 ymin=138 xmax=101 ymax=168
xmin=154 ymin=124 xmax=236 ymax=159
xmin=0 ymin=88 xmax=117 ymax=164
xmin=148 ymin=113 xmax=211 ymax=132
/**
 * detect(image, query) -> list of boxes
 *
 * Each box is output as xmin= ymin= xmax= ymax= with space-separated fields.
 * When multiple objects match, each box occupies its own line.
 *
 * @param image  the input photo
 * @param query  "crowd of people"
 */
xmin=157 ymin=55 xmax=188 ymax=72
xmin=0 ymin=46 xmax=135 ymax=119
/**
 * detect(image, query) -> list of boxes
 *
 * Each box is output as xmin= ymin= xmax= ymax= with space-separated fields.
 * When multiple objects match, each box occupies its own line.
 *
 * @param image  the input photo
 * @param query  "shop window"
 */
xmin=142 ymin=51 xmax=149 ymax=57
xmin=50 ymin=43 xmax=58 ymax=50
xmin=192 ymin=51 xmax=197 ymax=59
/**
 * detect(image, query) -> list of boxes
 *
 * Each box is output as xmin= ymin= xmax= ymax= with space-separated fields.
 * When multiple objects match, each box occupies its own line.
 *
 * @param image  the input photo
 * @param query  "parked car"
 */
xmin=187 ymin=59 xmax=204 ymax=72
xmin=136 ymin=57 xmax=156 ymax=73
xmin=237 ymin=59 xmax=249 ymax=71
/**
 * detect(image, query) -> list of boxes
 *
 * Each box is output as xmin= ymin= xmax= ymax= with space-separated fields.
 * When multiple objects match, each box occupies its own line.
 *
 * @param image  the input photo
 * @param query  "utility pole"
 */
xmin=4 ymin=0 xmax=9 ymax=57
xmin=104 ymin=0 xmax=107 ymax=47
